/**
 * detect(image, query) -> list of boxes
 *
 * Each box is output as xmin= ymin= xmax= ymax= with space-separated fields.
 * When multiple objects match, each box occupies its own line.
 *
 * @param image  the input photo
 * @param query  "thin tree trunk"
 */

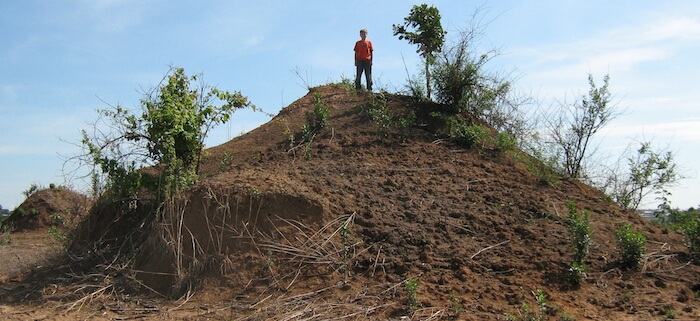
xmin=425 ymin=60 xmax=431 ymax=100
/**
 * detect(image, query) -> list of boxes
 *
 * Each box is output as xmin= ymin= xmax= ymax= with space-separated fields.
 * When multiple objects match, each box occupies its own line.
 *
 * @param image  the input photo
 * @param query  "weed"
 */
xmin=22 ymin=184 xmax=39 ymax=198
xmin=336 ymin=75 xmax=355 ymax=91
xmin=50 ymin=212 xmax=64 ymax=225
xmin=558 ymin=311 xmax=576 ymax=321
xmin=566 ymin=263 xmax=587 ymax=288
xmin=220 ymin=151 xmax=234 ymax=172
xmin=48 ymin=225 xmax=66 ymax=241
xmin=449 ymin=292 xmax=463 ymax=318
xmin=302 ymin=93 xmax=330 ymax=142
xmin=615 ymin=224 xmax=646 ymax=270
xmin=397 ymin=111 xmax=416 ymax=142
xmin=567 ymin=202 xmax=591 ymax=265
xmin=276 ymin=118 xmax=297 ymax=150
xmin=404 ymin=278 xmax=420 ymax=310
xmin=366 ymin=92 xmax=392 ymax=141
xmin=247 ymin=186 xmax=261 ymax=198
xmin=534 ymin=289 xmax=548 ymax=319
xmin=660 ymin=305 xmax=676 ymax=319
xmin=505 ymin=289 xmax=549 ymax=321
xmin=505 ymin=303 xmax=537 ymax=321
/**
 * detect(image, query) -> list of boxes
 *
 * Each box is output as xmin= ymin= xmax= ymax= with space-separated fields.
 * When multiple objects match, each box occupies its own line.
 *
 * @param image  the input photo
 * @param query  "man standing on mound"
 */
xmin=354 ymin=28 xmax=373 ymax=92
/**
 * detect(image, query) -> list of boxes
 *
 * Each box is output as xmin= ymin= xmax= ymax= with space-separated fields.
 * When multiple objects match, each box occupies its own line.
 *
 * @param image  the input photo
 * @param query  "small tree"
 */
xmin=431 ymin=29 xmax=528 ymax=136
xmin=565 ymin=201 xmax=592 ymax=287
xmin=546 ymin=74 xmax=618 ymax=179
xmin=603 ymin=141 xmax=679 ymax=210
xmin=81 ymin=67 xmax=253 ymax=199
xmin=393 ymin=3 xmax=446 ymax=100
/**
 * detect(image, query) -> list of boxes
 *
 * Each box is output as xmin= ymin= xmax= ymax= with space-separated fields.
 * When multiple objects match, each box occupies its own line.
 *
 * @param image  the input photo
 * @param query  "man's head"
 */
xmin=360 ymin=29 xmax=368 ymax=40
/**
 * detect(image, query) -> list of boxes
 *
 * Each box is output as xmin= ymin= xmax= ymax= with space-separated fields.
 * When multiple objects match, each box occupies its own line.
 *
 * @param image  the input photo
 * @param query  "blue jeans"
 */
xmin=355 ymin=59 xmax=372 ymax=91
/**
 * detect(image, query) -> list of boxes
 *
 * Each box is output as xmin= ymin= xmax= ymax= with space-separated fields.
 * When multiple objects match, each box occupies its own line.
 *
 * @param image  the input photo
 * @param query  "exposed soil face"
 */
xmin=0 ymin=85 xmax=698 ymax=320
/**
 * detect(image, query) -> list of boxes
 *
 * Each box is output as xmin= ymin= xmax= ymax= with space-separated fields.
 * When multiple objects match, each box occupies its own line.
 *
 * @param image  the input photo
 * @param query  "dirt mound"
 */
xmin=0 ymin=85 xmax=698 ymax=320
xmin=1 ymin=187 xmax=90 ymax=232
xmin=195 ymin=85 xmax=699 ymax=320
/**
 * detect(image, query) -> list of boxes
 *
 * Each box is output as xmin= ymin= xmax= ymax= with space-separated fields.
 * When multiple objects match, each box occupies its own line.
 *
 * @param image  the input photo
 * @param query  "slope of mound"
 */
xmin=190 ymin=85 xmax=699 ymax=319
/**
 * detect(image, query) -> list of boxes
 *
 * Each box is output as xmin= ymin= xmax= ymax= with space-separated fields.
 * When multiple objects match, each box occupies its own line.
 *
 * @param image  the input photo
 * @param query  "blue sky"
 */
xmin=1 ymin=1 xmax=698 ymax=210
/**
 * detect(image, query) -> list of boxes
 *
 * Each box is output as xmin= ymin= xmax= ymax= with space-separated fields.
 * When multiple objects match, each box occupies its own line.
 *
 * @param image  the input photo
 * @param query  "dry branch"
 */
xmin=470 ymin=240 xmax=510 ymax=259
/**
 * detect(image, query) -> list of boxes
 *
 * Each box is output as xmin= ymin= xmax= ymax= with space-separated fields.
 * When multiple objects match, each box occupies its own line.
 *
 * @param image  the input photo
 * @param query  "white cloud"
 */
xmin=519 ymin=15 xmax=700 ymax=75
xmin=601 ymin=118 xmax=700 ymax=143
xmin=644 ymin=17 xmax=700 ymax=42
xmin=588 ymin=47 xmax=667 ymax=71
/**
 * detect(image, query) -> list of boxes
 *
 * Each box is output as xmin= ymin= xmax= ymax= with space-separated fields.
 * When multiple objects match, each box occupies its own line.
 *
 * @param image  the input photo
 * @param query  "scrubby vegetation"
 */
xmin=615 ymin=224 xmax=647 ymax=270
xmin=654 ymin=207 xmax=700 ymax=262
xmin=566 ymin=202 xmax=591 ymax=287
xmin=79 ymin=66 xmax=254 ymax=200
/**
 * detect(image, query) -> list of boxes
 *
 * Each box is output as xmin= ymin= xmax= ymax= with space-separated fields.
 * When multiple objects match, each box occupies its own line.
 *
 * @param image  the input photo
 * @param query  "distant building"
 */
xmin=636 ymin=209 xmax=658 ymax=221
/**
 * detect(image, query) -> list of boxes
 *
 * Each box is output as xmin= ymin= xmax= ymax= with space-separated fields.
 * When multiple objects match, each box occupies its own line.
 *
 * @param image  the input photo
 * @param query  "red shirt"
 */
xmin=354 ymin=40 xmax=373 ymax=61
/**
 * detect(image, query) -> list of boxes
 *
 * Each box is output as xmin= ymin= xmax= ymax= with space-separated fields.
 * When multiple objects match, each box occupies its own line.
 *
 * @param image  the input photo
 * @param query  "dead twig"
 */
xmin=470 ymin=240 xmax=510 ymax=260
xmin=371 ymin=245 xmax=382 ymax=277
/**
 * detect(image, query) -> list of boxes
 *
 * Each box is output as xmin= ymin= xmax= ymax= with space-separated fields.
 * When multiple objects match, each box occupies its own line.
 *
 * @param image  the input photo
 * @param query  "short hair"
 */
xmin=360 ymin=29 xmax=368 ymax=33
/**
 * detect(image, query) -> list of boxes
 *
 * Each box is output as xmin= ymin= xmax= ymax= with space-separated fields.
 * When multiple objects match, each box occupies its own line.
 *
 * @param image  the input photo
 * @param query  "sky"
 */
xmin=1 ymin=1 xmax=698 ymax=210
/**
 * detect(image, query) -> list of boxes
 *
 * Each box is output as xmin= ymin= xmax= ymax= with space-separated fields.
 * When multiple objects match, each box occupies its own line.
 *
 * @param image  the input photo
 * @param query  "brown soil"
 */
xmin=0 ymin=85 xmax=697 ymax=320
xmin=1 ymin=187 xmax=90 ymax=233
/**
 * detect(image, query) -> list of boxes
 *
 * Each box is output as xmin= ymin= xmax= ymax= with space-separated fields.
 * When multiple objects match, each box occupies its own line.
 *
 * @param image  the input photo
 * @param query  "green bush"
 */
xmin=566 ymin=202 xmax=591 ymax=288
xmin=567 ymin=202 xmax=592 ymax=265
xmin=446 ymin=117 xmax=488 ymax=148
xmin=681 ymin=217 xmax=700 ymax=262
xmin=495 ymin=131 xmax=517 ymax=152
xmin=615 ymin=224 xmax=646 ymax=270
xmin=430 ymin=25 xmax=526 ymax=137
xmin=81 ymin=67 xmax=252 ymax=199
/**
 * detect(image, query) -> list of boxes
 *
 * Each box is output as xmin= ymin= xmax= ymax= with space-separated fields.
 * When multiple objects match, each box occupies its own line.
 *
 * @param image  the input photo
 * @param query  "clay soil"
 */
xmin=0 ymin=85 xmax=698 ymax=320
